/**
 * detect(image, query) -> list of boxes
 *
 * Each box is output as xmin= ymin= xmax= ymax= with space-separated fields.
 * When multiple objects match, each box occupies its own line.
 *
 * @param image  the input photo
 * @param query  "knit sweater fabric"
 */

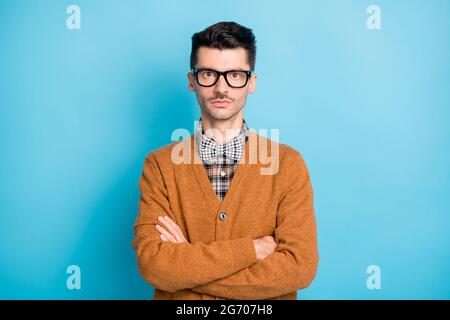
xmin=132 ymin=129 xmax=319 ymax=300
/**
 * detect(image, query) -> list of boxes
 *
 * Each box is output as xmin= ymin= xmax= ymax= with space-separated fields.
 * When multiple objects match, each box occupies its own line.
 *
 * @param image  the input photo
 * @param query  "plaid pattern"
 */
xmin=196 ymin=118 xmax=249 ymax=202
xmin=200 ymin=132 xmax=244 ymax=163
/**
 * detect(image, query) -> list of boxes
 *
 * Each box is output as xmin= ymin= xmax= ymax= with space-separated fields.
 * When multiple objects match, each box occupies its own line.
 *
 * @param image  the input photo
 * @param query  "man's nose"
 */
xmin=213 ymin=74 xmax=229 ymax=93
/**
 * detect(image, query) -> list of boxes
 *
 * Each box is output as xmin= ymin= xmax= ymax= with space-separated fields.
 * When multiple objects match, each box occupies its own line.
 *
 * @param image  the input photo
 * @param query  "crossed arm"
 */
xmin=132 ymin=152 xmax=319 ymax=299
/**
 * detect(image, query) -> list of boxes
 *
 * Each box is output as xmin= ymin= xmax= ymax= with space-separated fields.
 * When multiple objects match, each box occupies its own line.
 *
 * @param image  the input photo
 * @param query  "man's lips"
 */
xmin=211 ymin=99 xmax=231 ymax=105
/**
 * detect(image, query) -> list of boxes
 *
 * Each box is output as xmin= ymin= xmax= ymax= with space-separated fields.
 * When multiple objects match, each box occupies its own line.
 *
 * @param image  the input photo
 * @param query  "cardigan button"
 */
xmin=218 ymin=212 xmax=227 ymax=221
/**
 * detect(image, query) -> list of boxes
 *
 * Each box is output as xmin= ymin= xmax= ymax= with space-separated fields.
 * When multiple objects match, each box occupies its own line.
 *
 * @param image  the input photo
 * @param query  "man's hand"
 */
xmin=156 ymin=216 xmax=188 ymax=243
xmin=252 ymin=236 xmax=277 ymax=260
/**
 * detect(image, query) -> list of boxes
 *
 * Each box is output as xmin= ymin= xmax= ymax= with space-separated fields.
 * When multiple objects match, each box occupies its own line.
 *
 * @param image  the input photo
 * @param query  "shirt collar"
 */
xmin=196 ymin=117 xmax=248 ymax=142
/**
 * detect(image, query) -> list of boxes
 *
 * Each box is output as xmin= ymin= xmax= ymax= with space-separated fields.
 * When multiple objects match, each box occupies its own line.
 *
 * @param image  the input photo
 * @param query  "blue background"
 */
xmin=1 ymin=0 xmax=449 ymax=299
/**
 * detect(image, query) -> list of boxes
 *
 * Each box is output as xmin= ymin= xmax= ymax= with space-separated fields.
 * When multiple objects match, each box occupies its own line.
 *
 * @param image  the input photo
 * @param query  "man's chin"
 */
xmin=205 ymin=107 xmax=236 ymax=121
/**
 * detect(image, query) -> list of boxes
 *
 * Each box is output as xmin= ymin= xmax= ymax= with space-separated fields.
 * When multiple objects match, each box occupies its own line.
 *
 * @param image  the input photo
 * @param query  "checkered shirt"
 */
xmin=196 ymin=118 xmax=249 ymax=202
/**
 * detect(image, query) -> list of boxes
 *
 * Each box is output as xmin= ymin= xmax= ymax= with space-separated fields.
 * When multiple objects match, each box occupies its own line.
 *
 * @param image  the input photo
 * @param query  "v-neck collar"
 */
xmin=190 ymin=130 xmax=254 ymax=214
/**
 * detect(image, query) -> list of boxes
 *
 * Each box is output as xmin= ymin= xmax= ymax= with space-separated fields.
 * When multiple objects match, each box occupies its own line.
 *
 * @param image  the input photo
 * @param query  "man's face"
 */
xmin=188 ymin=47 xmax=256 ymax=121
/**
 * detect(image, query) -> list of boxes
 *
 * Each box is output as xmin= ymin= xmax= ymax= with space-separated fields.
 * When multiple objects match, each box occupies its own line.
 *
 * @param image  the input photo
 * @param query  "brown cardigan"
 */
xmin=132 ymin=130 xmax=319 ymax=300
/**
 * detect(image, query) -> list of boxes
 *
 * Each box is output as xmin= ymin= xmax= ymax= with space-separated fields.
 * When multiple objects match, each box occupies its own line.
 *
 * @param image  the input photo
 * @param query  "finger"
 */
xmin=164 ymin=216 xmax=188 ymax=242
xmin=160 ymin=234 xmax=169 ymax=242
xmin=157 ymin=216 xmax=181 ymax=241
xmin=157 ymin=224 xmax=178 ymax=243
xmin=268 ymin=236 xmax=276 ymax=244
xmin=159 ymin=216 xmax=185 ymax=243
xmin=155 ymin=224 xmax=177 ymax=243
xmin=162 ymin=216 xmax=183 ymax=234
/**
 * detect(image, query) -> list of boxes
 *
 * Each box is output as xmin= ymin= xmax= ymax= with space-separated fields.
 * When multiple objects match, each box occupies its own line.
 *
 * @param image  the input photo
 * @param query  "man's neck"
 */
xmin=201 ymin=114 xmax=243 ymax=145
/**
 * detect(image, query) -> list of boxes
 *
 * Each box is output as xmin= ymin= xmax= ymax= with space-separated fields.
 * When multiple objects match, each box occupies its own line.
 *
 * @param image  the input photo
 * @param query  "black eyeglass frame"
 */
xmin=191 ymin=68 xmax=253 ymax=88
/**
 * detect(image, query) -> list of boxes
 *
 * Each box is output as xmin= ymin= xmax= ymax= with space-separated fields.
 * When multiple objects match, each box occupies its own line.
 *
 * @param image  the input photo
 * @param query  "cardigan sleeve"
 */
xmin=132 ymin=154 xmax=258 ymax=293
xmin=189 ymin=151 xmax=319 ymax=299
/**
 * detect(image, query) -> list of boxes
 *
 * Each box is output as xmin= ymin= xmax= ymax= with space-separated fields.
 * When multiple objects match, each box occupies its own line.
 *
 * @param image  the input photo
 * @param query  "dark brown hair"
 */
xmin=190 ymin=21 xmax=257 ymax=71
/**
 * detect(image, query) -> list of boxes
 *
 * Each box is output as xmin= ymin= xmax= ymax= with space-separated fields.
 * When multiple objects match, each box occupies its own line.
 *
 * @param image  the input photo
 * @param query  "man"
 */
xmin=132 ymin=21 xmax=319 ymax=300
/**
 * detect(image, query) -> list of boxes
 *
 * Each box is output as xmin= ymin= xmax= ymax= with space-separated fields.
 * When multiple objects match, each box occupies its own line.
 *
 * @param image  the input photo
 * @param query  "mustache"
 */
xmin=208 ymin=94 xmax=233 ymax=102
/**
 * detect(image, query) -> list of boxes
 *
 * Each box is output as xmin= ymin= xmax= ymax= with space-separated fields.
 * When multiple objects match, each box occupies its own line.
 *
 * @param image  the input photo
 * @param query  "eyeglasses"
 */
xmin=191 ymin=68 xmax=252 ymax=88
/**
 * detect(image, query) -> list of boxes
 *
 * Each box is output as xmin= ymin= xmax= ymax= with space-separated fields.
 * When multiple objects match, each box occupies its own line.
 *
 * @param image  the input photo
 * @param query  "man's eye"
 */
xmin=203 ymin=71 xmax=213 ymax=77
xmin=232 ymin=72 xmax=239 ymax=78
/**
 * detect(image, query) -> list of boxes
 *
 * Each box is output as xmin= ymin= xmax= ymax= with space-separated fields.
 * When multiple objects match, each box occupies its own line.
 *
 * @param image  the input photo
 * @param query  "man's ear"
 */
xmin=187 ymin=72 xmax=195 ymax=92
xmin=248 ymin=73 xmax=257 ymax=94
